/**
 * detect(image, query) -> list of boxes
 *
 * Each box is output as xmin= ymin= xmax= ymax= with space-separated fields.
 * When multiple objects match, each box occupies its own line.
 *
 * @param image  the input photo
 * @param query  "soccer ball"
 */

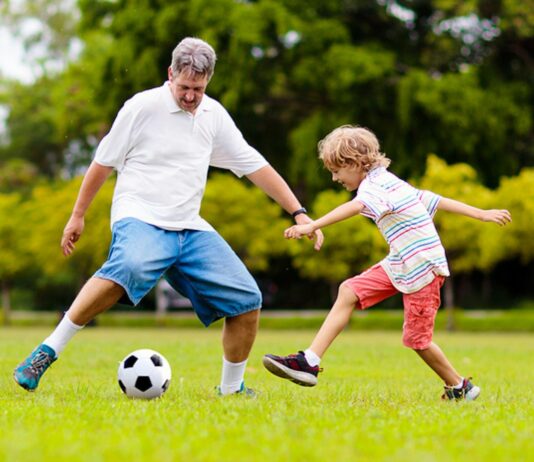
xmin=117 ymin=349 xmax=172 ymax=399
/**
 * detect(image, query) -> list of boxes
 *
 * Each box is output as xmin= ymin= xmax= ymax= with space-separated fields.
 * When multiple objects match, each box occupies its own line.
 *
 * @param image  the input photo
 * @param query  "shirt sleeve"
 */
xmin=93 ymin=100 xmax=137 ymax=172
xmin=355 ymin=184 xmax=393 ymax=220
xmin=209 ymin=104 xmax=268 ymax=177
xmin=416 ymin=189 xmax=442 ymax=217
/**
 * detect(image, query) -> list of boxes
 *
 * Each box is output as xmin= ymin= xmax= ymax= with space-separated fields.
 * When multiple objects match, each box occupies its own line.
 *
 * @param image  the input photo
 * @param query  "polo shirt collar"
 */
xmin=162 ymin=81 xmax=213 ymax=114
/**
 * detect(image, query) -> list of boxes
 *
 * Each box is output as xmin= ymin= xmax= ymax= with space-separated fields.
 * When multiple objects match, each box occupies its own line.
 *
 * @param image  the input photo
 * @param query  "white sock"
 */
xmin=453 ymin=377 xmax=465 ymax=389
xmin=219 ymin=357 xmax=247 ymax=395
xmin=304 ymin=349 xmax=321 ymax=367
xmin=42 ymin=313 xmax=84 ymax=356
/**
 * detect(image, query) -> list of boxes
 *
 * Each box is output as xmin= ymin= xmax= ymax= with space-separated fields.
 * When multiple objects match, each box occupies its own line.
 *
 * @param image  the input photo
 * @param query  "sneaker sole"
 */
xmin=466 ymin=386 xmax=481 ymax=401
xmin=13 ymin=373 xmax=35 ymax=392
xmin=262 ymin=356 xmax=317 ymax=387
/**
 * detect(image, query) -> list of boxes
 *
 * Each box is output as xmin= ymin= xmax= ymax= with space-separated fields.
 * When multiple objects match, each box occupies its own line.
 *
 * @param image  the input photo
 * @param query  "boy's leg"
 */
xmin=308 ymin=282 xmax=358 ymax=357
xmin=403 ymin=276 xmax=480 ymax=400
xmin=262 ymin=283 xmax=356 ymax=386
xmin=413 ymin=342 xmax=461 ymax=386
xmin=263 ymin=264 xmax=396 ymax=386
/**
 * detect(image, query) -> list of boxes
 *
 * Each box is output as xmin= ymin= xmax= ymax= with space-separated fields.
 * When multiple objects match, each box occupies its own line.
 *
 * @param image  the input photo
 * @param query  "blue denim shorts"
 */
xmin=94 ymin=218 xmax=262 ymax=326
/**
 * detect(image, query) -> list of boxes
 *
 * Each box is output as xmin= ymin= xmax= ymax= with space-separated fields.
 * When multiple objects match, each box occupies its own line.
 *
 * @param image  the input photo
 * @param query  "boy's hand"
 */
xmin=291 ymin=215 xmax=324 ymax=250
xmin=480 ymin=209 xmax=512 ymax=226
xmin=285 ymin=223 xmax=321 ymax=249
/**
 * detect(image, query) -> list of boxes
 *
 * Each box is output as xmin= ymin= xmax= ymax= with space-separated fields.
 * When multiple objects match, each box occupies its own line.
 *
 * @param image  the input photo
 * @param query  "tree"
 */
xmin=201 ymin=172 xmax=292 ymax=271
xmin=21 ymin=176 xmax=114 ymax=307
xmin=0 ymin=193 xmax=31 ymax=324
xmin=496 ymin=168 xmax=534 ymax=263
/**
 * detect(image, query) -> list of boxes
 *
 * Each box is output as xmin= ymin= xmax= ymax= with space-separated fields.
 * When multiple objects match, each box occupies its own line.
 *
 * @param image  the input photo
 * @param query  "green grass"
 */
xmin=7 ymin=308 xmax=534 ymax=331
xmin=1 ymin=327 xmax=534 ymax=461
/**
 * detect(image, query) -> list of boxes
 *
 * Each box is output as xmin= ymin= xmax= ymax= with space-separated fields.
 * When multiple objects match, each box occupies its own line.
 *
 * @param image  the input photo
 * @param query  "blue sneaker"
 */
xmin=216 ymin=382 xmax=256 ymax=398
xmin=13 ymin=344 xmax=57 ymax=391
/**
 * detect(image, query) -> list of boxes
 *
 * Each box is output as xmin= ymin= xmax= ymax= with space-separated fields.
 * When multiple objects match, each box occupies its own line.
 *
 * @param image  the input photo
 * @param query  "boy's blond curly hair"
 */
xmin=318 ymin=125 xmax=391 ymax=172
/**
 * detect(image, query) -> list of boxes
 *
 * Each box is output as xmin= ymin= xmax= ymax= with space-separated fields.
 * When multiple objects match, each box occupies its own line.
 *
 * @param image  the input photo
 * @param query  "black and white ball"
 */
xmin=118 ymin=349 xmax=172 ymax=399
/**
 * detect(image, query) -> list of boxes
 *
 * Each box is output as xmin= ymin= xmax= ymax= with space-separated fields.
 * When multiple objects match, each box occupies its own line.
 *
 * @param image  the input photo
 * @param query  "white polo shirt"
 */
xmin=94 ymin=82 xmax=268 ymax=231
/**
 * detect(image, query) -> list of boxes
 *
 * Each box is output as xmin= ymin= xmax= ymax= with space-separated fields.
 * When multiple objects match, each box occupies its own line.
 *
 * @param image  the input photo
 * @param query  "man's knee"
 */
xmin=224 ymin=308 xmax=260 ymax=333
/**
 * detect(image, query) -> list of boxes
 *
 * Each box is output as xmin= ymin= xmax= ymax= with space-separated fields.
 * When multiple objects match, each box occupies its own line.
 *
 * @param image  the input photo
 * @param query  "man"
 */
xmin=13 ymin=37 xmax=323 ymax=396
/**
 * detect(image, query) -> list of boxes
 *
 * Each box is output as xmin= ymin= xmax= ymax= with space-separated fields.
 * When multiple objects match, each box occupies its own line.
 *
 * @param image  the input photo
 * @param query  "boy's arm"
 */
xmin=284 ymin=200 xmax=364 ymax=239
xmin=436 ymin=197 xmax=512 ymax=226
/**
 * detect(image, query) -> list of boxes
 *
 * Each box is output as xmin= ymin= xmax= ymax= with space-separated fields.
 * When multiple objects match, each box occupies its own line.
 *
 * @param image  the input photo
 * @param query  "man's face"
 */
xmin=168 ymin=67 xmax=209 ymax=114
xmin=330 ymin=164 xmax=366 ymax=191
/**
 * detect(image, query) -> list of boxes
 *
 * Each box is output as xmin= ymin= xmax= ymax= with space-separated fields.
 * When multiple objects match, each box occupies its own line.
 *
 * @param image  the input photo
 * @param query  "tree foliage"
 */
xmin=202 ymin=172 xmax=292 ymax=271
xmin=1 ymin=0 xmax=531 ymax=185
xmin=0 ymin=0 xmax=532 ymax=308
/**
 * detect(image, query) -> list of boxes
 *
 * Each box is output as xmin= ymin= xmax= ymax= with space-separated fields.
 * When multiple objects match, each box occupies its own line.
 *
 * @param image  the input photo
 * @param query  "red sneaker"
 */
xmin=262 ymin=351 xmax=322 ymax=387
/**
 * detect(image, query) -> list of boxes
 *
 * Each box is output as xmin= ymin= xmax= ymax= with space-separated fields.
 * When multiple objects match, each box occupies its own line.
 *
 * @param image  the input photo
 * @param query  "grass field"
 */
xmin=1 ymin=327 xmax=534 ymax=462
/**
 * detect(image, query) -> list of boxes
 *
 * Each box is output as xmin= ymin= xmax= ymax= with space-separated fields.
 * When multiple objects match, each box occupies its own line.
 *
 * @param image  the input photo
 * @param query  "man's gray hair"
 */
xmin=171 ymin=37 xmax=217 ymax=79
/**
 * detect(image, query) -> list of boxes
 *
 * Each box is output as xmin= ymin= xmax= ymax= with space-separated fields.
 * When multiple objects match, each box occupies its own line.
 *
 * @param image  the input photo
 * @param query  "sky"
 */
xmin=0 ymin=25 xmax=34 ymax=83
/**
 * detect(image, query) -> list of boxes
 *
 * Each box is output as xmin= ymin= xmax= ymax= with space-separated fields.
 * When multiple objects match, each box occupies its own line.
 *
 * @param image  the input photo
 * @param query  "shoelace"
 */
xmin=29 ymin=351 xmax=53 ymax=375
xmin=442 ymin=376 xmax=473 ymax=400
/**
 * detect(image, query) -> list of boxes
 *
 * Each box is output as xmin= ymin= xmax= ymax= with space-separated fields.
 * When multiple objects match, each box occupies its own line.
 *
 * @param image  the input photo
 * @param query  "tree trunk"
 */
xmin=481 ymin=273 xmax=492 ymax=306
xmin=1 ymin=280 xmax=11 ymax=326
xmin=443 ymin=277 xmax=455 ymax=332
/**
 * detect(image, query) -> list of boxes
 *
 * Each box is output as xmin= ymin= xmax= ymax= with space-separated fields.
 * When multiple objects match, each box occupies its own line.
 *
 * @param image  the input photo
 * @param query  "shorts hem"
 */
xmin=93 ymin=272 xmax=141 ymax=306
xmin=200 ymin=303 xmax=262 ymax=327
xmin=403 ymin=338 xmax=433 ymax=350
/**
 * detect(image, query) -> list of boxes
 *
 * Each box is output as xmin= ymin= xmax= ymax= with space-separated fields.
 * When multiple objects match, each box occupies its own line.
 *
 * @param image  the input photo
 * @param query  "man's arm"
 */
xmin=437 ymin=197 xmax=512 ymax=226
xmin=61 ymin=161 xmax=114 ymax=256
xmin=246 ymin=165 xmax=324 ymax=250
xmin=284 ymin=200 xmax=364 ymax=239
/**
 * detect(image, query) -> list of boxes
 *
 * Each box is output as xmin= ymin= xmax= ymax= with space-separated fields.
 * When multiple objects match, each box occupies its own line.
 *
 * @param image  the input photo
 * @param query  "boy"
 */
xmin=263 ymin=125 xmax=511 ymax=400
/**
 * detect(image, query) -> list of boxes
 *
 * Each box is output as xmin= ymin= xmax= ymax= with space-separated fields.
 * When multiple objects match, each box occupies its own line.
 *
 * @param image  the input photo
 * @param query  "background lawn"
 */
xmin=1 ymin=327 xmax=533 ymax=462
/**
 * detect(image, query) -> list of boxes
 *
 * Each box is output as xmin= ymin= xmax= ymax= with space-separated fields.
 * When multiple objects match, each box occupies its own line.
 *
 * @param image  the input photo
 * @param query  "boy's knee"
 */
xmin=337 ymin=281 xmax=358 ymax=305
xmin=402 ymin=331 xmax=432 ymax=350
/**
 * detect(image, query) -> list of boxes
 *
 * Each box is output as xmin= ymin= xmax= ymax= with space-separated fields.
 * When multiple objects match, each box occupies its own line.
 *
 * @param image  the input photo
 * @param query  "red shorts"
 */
xmin=344 ymin=264 xmax=445 ymax=349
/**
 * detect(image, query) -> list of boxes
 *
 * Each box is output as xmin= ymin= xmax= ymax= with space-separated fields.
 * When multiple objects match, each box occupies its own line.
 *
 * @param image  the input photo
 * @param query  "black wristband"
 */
xmin=291 ymin=207 xmax=308 ymax=218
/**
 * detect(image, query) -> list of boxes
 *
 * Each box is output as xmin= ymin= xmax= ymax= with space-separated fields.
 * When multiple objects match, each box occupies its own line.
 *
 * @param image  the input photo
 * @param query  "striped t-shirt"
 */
xmin=355 ymin=167 xmax=450 ymax=293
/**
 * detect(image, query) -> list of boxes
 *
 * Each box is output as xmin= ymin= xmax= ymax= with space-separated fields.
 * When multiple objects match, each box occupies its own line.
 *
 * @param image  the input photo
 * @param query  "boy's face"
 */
xmin=330 ymin=164 xmax=366 ymax=191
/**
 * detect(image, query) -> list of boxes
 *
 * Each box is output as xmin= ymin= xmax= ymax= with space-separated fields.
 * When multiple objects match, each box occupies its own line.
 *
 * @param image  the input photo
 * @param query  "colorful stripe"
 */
xmin=356 ymin=167 xmax=449 ymax=294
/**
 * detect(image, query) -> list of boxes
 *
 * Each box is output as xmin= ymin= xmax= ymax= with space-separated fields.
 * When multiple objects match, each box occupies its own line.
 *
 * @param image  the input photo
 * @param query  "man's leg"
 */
xmin=165 ymin=230 xmax=264 ymax=396
xmin=66 ymin=277 xmax=124 ymax=325
xmin=43 ymin=277 xmax=124 ymax=354
xmin=13 ymin=277 xmax=124 ymax=391
xmin=218 ymin=309 xmax=260 ymax=395
xmin=222 ymin=308 xmax=260 ymax=362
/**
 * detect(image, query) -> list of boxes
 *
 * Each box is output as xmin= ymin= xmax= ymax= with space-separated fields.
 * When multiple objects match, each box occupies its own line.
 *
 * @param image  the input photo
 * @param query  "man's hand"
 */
xmin=480 ymin=209 xmax=512 ymax=226
xmin=286 ymin=214 xmax=323 ymax=251
xmin=61 ymin=215 xmax=85 ymax=256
